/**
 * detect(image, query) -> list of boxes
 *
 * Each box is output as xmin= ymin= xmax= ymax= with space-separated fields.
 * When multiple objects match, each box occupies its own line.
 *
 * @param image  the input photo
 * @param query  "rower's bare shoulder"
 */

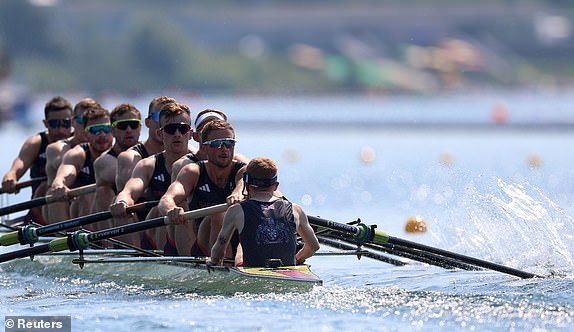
xmin=94 ymin=153 xmax=114 ymax=169
xmin=117 ymin=149 xmax=139 ymax=162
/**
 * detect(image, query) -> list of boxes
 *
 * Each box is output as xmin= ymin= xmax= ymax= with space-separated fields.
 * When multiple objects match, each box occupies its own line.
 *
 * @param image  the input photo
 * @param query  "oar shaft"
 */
xmin=326 ymin=231 xmax=478 ymax=271
xmin=309 ymin=215 xmax=538 ymax=279
xmin=37 ymin=200 xmax=159 ymax=237
xmin=0 ymin=244 xmax=50 ymax=263
xmin=387 ymin=236 xmax=539 ymax=279
xmin=317 ymin=235 xmax=406 ymax=266
xmin=0 ymin=183 xmax=96 ymax=216
xmin=0 ymin=203 xmax=228 ymax=263
xmin=0 ymin=197 xmax=47 ymax=216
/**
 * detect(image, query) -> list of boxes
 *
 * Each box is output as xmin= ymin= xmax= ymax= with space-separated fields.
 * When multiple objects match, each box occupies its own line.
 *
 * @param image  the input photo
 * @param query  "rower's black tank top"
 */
xmin=188 ymin=160 xmax=245 ymax=211
xmin=239 ymin=199 xmax=297 ymax=267
xmin=29 ymin=132 xmax=49 ymax=194
xmin=131 ymin=142 xmax=149 ymax=159
xmin=143 ymin=152 xmax=171 ymax=201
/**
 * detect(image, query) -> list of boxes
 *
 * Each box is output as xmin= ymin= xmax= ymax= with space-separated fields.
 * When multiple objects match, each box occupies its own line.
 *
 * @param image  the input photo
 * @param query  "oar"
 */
xmin=308 ymin=216 xmax=540 ymax=279
xmin=0 ymin=183 xmax=96 ymax=217
xmin=325 ymin=231 xmax=480 ymax=271
xmin=0 ymin=176 xmax=47 ymax=194
xmin=0 ymin=203 xmax=227 ymax=263
xmin=317 ymin=235 xmax=407 ymax=266
xmin=0 ymin=200 xmax=159 ymax=246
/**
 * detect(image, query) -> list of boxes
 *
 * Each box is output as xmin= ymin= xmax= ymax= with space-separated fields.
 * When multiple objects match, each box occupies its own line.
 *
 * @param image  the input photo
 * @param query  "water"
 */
xmin=2 ymin=91 xmax=574 ymax=331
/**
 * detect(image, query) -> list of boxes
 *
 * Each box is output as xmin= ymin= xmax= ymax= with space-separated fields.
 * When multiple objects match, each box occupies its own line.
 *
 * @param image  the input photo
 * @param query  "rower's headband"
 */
xmin=243 ymin=172 xmax=277 ymax=188
xmin=194 ymin=111 xmax=226 ymax=130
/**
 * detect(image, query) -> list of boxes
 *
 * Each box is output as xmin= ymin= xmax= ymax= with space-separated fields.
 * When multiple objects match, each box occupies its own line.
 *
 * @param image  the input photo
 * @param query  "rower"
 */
xmin=89 ymin=103 xmax=143 ymax=232
xmin=110 ymin=102 xmax=194 ymax=248
xmin=209 ymin=157 xmax=320 ymax=267
xmin=1 ymin=96 xmax=74 ymax=225
xmin=169 ymin=109 xmax=250 ymax=253
xmin=159 ymin=120 xmax=246 ymax=257
xmin=46 ymin=105 xmax=114 ymax=223
xmin=171 ymin=109 xmax=249 ymax=178
xmin=43 ymin=98 xmax=100 ymax=222
xmin=115 ymin=96 xmax=175 ymax=193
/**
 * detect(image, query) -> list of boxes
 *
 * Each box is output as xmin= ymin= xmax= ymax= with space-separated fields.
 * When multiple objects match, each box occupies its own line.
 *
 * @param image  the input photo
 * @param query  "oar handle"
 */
xmin=0 ymin=176 xmax=47 ymax=194
xmin=45 ymin=183 xmax=97 ymax=203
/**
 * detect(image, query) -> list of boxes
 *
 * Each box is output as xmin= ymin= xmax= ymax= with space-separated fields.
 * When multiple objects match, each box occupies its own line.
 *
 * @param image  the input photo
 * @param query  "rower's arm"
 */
xmin=115 ymin=150 xmax=141 ymax=193
xmin=294 ymin=204 xmax=320 ymax=265
xmin=115 ymin=157 xmax=153 ymax=206
xmin=210 ymin=204 xmax=242 ymax=265
xmin=45 ymin=141 xmax=64 ymax=185
xmin=228 ymin=164 xmax=247 ymax=205
xmin=2 ymin=134 xmax=42 ymax=192
xmin=91 ymin=155 xmax=117 ymax=213
xmin=159 ymin=163 xmax=199 ymax=216
xmin=52 ymin=146 xmax=84 ymax=189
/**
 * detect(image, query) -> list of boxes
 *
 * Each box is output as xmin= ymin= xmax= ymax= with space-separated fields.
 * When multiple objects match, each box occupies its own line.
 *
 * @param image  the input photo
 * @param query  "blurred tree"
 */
xmin=0 ymin=1 xmax=61 ymax=58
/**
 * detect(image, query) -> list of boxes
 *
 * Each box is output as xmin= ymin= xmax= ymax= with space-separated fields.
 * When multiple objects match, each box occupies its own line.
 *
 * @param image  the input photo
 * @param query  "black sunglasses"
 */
xmin=47 ymin=118 xmax=72 ymax=129
xmin=112 ymin=119 xmax=141 ymax=130
xmin=161 ymin=122 xmax=191 ymax=135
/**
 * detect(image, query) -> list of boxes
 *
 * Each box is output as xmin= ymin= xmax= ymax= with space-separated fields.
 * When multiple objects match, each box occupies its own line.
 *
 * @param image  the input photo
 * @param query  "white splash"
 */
xmin=434 ymin=178 xmax=574 ymax=276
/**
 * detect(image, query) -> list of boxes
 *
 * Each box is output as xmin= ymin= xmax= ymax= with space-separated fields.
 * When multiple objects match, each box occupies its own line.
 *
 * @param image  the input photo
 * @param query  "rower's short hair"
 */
xmin=200 ymin=120 xmax=234 ymax=142
xmin=148 ymin=96 xmax=176 ymax=118
xmin=158 ymin=102 xmax=191 ymax=127
xmin=82 ymin=105 xmax=110 ymax=128
xmin=44 ymin=96 xmax=73 ymax=118
xmin=246 ymin=157 xmax=278 ymax=188
xmin=73 ymin=98 xmax=102 ymax=117
xmin=110 ymin=103 xmax=141 ymax=123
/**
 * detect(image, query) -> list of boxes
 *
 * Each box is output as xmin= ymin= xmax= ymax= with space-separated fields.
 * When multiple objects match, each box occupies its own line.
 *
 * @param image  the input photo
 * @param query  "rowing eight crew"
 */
xmin=1 ymin=95 xmax=320 ymax=268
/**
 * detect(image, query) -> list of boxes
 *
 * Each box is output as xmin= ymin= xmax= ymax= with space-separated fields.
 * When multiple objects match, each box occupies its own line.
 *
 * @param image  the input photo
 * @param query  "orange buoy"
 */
xmin=528 ymin=154 xmax=542 ymax=168
xmin=405 ymin=216 xmax=428 ymax=233
xmin=491 ymin=102 xmax=509 ymax=124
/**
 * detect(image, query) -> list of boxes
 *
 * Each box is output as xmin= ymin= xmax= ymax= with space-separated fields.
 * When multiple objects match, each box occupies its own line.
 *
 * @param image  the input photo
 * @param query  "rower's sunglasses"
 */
xmin=112 ymin=118 xmax=142 ymax=130
xmin=203 ymin=138 xmax=236 ymax=149
xmin=73 ymin=115 xmax=83 ymax=124
xmin=161 ymin=122 xmax=191 ymax=135
xmin=47 ymin=119 xmax=72 ymax=129
xmin=85 ymin=123 xmax=112 ymax=135
xmin=149 ymin=111 xmax=160 ymax=122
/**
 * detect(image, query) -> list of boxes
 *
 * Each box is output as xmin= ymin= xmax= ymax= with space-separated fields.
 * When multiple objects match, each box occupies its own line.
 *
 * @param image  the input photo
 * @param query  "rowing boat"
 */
xmin=0 ymin=247 xmax=322 ymax=294
xmin=0 ymin=194 xmax=540 ymax=295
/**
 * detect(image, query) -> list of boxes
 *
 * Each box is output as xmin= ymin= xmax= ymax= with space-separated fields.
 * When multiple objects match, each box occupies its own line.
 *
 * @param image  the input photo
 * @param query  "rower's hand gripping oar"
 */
xmin=0 ymin=200 xmax=159 ymax=247
xmin=0 ymin=203 xmax=227 ymax=263
xmin=308 ymin=215 xmax=540 ymax=279
xmin=0 ymin=176 xmax=48 ymax=194
xmin=0 ymin=183 xmax=96 ymax=217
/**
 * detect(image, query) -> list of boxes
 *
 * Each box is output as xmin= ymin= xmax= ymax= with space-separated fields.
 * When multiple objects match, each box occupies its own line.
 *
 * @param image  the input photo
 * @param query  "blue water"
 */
xmin=1 ymin=92 xmax=574 ymax=331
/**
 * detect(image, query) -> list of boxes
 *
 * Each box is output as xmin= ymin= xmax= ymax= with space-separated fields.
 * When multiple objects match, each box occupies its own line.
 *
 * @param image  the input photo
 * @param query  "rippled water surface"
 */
xmin=2 ymin=92 xmax=574 ymax=331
